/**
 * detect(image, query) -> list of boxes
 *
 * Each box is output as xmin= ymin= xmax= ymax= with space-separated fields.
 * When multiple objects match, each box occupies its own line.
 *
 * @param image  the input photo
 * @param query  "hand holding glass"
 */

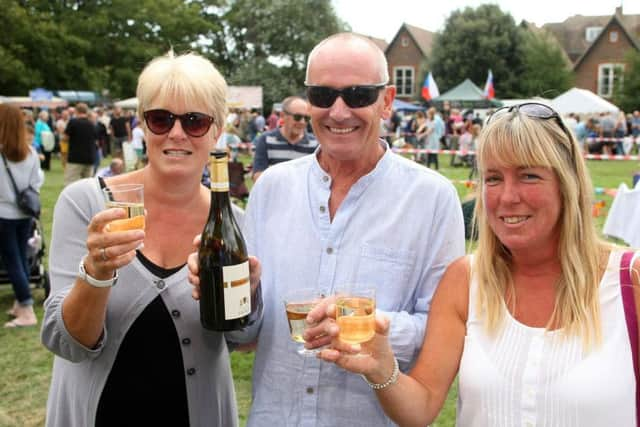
xmin=336 ymin=287 xmax=376 ymax=350
xmin=102 ymin=184 xmax=145 ymax=231
xmin=284 ymin=288 xmax=324 ymax=356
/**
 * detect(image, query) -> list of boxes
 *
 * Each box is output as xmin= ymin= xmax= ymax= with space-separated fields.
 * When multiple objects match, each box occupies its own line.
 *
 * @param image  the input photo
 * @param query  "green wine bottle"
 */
xmin=199 ymin=151 xmax=250 ymax=331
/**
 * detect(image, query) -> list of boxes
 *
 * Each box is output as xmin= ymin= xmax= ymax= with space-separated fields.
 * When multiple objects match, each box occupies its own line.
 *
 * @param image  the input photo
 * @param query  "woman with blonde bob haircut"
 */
xmin=42 ymin=51 xmax=261 ymax=427
xmin=316 ymin=103 xmax=640 ymax=426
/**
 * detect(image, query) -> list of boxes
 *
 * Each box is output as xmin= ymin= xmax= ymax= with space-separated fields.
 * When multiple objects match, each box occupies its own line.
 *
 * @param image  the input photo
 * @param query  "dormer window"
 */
xmin=585 ymin=26 xmax=603 ymax=42
xmin=609 ymin=31 xmax=618 ymax=42
xmin=401 ymin=36 xmax=409 ymax=47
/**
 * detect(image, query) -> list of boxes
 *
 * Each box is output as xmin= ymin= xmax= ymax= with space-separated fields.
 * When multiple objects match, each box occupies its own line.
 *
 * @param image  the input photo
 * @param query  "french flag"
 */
xmin=483 ymin=70 xmax=495 ymax=100
xmin=421 ymin=72 xmax=439 ymax=101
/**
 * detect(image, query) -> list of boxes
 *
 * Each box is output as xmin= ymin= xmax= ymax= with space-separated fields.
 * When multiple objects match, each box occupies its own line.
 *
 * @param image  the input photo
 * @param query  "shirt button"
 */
xmin=186 ymin=368 xmax=196 ymax=376
xmin=182 ymin=338 xmax=191 ymax=345
xmin=156 ymin=279 xmax=165 ymax=290
xmin=326 ymin=247 xmax=333 ymax=254
xmin=171 ymin=309 xmax=181 ymax=318
xmin=319 ymin=205 xmax=326 ymax=213
xmin=322 ymin=175 xmax=329 ymax=182
xmin=306 ymin=387 xmax=314 ymax=394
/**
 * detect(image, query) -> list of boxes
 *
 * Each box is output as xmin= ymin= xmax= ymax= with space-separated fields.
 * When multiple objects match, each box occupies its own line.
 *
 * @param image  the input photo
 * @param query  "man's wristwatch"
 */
xmin=78 ymin=257 xmax=118 ymax=288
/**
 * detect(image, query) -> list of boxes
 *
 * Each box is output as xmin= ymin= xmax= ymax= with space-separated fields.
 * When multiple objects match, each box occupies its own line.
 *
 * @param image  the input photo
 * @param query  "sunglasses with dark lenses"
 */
xmin=143 ymin=109 xmax=214 ymax=138
xmin=306 ymin=84 xmax=387 ymax=109
xmin=489 ymin=102 xmax=573 ymax=141
xmin=283 ymin=110 xmax=311 ymax=122
xmin=488 ymin=102 xmax=570 ymax=134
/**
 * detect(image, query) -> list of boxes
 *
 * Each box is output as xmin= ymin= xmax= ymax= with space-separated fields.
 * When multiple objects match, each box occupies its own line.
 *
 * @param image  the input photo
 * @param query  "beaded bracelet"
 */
xmin=362 ymin=357 xmax=399 ymax=390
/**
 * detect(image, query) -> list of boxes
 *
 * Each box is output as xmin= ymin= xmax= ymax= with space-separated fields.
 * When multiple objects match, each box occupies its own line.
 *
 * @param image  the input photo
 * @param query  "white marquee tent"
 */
xmin=113 ymin=97 xmax=138 ymax=109
xmin=114 ymin=86 xmax=263 ymax=110
xmin=551 ymin=88 xmax=619 ymax=115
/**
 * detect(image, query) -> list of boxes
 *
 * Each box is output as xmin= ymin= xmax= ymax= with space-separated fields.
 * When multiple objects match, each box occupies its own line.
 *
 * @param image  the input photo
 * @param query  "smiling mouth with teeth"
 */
xmin=502 ymin=216 xmax=528 ymax=224
xmin=163 ymin=149 xmax=192 ymax=156
xmin=329 ymin=127 xmax=356 ymax=134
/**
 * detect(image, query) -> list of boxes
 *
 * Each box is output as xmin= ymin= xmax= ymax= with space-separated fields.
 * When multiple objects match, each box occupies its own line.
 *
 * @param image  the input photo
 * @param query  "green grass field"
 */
xmin=0 ymin=152 xmax=637 ymax=427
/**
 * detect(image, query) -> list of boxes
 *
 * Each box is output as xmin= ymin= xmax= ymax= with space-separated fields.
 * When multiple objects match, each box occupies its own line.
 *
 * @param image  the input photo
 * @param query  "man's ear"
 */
xmin=381 ymin=86 xmax=397 ymax=120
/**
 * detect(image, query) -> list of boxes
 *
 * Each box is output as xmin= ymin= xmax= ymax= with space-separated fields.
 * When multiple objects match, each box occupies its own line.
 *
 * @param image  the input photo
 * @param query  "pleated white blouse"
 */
xmin=457 ymin=251 xmax=636 ymax=427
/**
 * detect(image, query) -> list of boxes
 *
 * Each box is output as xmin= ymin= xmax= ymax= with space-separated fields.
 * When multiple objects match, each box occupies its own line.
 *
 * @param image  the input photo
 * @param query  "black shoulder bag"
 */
xmin=1 ymin=153 xmax=41 ymax=218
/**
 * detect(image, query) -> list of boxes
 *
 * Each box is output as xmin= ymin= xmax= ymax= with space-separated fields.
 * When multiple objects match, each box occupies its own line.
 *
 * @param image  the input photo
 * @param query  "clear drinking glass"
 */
xmin=102 ymin=184 xmax=145 ymax=231
xmin=283 ymin=288 xmax=324 ymax=356
xmin=335 ymin=286 xmax=376 ymax=353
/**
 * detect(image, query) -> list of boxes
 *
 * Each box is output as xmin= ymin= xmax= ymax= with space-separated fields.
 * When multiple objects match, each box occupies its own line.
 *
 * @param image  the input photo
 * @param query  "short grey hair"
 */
xmin=282 ymin=96 xmax=308 ymax=112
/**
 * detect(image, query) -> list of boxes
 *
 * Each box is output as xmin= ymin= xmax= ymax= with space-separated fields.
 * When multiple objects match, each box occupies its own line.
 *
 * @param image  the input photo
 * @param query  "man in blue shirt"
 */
xmin=251 ymin=96 xmax=317 ymax=181
xmin=188 ymin=33 xmax=464 ymax=427
xmin=240 ymin=33 xmax=464 ymax=426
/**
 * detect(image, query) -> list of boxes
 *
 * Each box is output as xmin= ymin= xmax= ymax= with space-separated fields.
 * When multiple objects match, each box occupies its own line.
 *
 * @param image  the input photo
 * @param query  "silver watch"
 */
xmin=78 ymin=257 xmax=118 ymax=288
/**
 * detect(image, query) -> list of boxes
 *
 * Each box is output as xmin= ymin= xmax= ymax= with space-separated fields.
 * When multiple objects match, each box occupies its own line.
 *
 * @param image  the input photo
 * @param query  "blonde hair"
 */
xmin=305 ymin=33 xmax=389 ymax=84
xmin=473 ymin=110 xmax=611 ymax=349
xmin=136 ymin=51 xmax=227 ymax=136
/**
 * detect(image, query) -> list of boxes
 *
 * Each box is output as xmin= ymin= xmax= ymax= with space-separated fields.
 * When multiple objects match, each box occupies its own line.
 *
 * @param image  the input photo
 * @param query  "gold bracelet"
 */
xmin=362 ymin=357 xmax=399 ymax=390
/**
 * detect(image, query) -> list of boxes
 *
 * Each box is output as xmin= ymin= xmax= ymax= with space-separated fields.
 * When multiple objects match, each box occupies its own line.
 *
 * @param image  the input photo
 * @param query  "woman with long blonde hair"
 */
xmin=315 ymin=103 xmax=640 ymax=426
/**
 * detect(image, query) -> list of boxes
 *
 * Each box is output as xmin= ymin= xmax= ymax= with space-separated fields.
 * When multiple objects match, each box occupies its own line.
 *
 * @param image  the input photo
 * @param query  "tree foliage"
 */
xmin=0 ymin=0 xmax=344 ymax=107
xmin=221 ymin=0 xmax=346 ymax=110
xmin=519 ymin=26 xmax=574 ymax=98
xmin=614 ymin=50 xmax=640 ymax=113
xmin=429 ymin=4 xmax=577 ymax=100
xmin=430 ymin=4 xmax=526 ymax=98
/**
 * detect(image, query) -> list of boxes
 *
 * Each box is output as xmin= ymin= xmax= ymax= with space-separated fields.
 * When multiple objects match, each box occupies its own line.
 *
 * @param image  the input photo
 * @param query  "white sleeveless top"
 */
xmin=457 ymin=251 xmax=636 ymax=427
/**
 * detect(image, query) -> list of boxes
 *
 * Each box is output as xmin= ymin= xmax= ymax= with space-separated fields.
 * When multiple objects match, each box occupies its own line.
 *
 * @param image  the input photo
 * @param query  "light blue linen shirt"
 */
xmin=242 ymin=141 xmax=465 ymax=427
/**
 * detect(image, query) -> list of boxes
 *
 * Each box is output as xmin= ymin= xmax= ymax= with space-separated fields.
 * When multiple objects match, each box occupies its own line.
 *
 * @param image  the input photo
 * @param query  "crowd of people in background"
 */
xmin=20 ymin=103 xmax=146 ymax=187
xmin=16 ymin=96 xmax=640 ymax=190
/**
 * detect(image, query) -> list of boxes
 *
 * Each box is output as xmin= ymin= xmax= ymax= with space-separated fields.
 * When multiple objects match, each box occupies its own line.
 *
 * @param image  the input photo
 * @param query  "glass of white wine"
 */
xmin=335 ymin=286 xmax=376 ymax=355
xmin=102 ymin=184 xmax=145 ymax=232
xmin=283 ymin=288 xmax=324 ymax=356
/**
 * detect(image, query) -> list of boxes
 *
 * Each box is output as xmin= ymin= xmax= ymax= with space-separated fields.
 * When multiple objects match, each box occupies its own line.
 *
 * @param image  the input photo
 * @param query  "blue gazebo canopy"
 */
xmin=393 ymin=99 xmax=425 ymax=112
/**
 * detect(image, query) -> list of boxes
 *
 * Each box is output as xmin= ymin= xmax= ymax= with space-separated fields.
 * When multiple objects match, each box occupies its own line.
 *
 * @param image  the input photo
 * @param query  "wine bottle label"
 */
xmin=223 ymin=261 xmax=251 ymax=320
xmin=210 ymin=156 xmax=230 ymax=192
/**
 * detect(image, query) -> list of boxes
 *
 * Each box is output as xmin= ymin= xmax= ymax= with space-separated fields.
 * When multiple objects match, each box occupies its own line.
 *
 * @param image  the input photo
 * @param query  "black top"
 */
xmin=65 ymin=117 xmax=97 ymax=164
xmin=95 ymin=252 xmax=189 ymax=427
xmin=110 ymin=116 xmax=129 ymax=138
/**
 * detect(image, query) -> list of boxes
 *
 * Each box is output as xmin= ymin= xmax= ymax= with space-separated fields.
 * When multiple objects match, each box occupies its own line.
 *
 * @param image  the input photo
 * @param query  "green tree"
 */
xmin=221 ymin=0 xmax=346 ymax=110
xmin=519 ymin=26 xmax=573 ymax=98
xmin=614 ymin=49 xmax=640 ymax=113
xmin=0 ymin=0 xmax=223 ymax=98
xmin=0 ymin=0 xmax=345 ymax=107
xmin=430 ymin=4 xmax=526 ymax=98
xmin=0 ymin=0 xmax=89 ymax=94
xmin=54 ymin=0 xmax=223 ymax=98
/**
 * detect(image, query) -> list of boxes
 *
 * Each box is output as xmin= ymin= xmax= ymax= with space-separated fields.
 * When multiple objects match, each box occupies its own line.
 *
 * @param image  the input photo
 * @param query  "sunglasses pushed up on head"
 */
xmin=305 ymin=83 xmax=387 ymax=109
xmin=143 ymin=109 xmax=214 ymax=138
xmin=486 ymin=102 xmax=575 ymax=156
xmin=487 ymin=103 xmax=569 ymax=134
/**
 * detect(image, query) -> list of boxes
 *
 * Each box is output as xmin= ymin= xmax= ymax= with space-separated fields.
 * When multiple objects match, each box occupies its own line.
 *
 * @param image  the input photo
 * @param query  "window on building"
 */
xmin=598 ymin=63 xmax=624 ymax=97
xmin=401 ymin=36 xmax=409 ymax=47
xmin=585 ymin=26 xmax=603 ymax=42
xmin=394 ymin=67 xmax=414 ymax=97
xmin=609 ymin=31 xmax=618 ymax=42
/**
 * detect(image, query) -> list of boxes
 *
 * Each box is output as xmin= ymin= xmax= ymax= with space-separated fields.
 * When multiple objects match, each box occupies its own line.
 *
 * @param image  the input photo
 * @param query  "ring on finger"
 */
xmin=101 ymin=247 xmax=108 ymax=261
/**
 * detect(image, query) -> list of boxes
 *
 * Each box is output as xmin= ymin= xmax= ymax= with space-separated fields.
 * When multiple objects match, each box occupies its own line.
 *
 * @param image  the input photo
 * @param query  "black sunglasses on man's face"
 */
xmin=283 ymin=110 xmax=310 ymax=122
xmin=305 ymin=84 xmax=387 ymax=109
